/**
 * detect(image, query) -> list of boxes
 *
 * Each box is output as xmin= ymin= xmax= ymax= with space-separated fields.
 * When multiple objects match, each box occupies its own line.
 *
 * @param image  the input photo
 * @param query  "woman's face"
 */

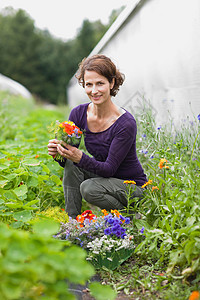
xmin=84 ymin=70 xmax=114 ymax=105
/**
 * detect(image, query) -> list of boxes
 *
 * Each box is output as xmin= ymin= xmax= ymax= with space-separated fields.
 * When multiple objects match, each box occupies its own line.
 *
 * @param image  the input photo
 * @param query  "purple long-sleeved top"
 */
xmin=59 ymin=103 xmax=147 ymax=186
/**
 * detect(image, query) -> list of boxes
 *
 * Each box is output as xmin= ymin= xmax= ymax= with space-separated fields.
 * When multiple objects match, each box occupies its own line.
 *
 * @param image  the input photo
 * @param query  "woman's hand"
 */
xmin=47 ymin=139 xmax=60 ymax=157
xmin=57 ymin=141 xmax=83 ymax=163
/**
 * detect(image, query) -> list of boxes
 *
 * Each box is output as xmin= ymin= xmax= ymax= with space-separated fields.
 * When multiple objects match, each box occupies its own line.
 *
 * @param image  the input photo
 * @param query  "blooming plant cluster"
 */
xmin=54 ymin=209 xmax=135 ymax=269
xmin=189 ymin=291 xmax=200 ymax=300
xmin=53 ymin=120 xmax=83 ymax=161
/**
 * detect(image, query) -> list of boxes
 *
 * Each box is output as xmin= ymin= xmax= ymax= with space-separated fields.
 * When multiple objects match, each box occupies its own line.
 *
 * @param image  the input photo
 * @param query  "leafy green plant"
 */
xmin=132 ymin=108 xmax=200 ymax=283
xmin=0 ymin=219 xmax=95 ymax=299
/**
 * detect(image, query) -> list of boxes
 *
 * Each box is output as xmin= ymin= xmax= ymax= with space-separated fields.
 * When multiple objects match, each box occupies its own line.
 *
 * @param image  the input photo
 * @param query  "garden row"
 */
xmin=0 ymin=92 xmax=116 ymax=300
xmin=0 ymin=91 xmax=199 ymax=299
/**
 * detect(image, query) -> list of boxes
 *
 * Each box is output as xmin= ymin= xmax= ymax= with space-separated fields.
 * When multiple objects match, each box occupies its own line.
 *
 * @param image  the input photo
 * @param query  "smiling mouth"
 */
xmin=92 ymin=95 xmax=101 ymax=100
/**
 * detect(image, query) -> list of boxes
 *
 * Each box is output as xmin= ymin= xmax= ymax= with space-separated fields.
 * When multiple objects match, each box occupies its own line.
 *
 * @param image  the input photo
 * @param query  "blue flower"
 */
xmin=104 ymin=227 xmax=111 ymax=235
xmin=197 ymin=114 xmax=200 ymax=121
xmin=125 ymin=217 xmax=130 ymax=224
xmin=142 ymin=134 xmax=146 ymax=138
xmin=121 ymin=233 xmax=127 ymax=239
xmin=140 ymin=226 xmax=145 ymax=234
xmin=119 ymin=215 xmax=125 ymax=221
xmin=157 ymin=126 xmax=161 ymax=130
xmin=139 ymin=149 xmax=148 ymax=155
xmin=112 ymin=224 xmax=121 ymax=233
xmin=76 ymin=237 xmax=83 ymax=245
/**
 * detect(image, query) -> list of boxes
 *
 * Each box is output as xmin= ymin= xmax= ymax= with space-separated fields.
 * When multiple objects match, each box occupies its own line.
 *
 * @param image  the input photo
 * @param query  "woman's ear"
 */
xmin=110 ymin=78 xmax=115 ymax=90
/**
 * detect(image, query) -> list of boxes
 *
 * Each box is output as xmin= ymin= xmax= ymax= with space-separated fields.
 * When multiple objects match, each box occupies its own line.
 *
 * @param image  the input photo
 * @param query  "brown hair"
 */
xmin=75 ymin=54 xmax=125 ymax=97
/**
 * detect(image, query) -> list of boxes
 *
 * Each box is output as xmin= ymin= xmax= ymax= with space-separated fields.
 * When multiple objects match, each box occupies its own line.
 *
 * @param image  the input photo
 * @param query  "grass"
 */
xmin=0 ymin=91 xmax=199 ymax=299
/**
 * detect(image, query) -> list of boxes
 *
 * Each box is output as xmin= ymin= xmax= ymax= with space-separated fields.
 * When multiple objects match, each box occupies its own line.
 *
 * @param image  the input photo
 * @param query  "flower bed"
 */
xmin=54 ymin=209 xmax=135 ymax=270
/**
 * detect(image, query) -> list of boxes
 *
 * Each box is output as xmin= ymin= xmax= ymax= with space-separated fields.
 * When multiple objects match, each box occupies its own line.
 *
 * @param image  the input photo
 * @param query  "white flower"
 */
xmin=107 ymin=257 xmax=113 ymax=261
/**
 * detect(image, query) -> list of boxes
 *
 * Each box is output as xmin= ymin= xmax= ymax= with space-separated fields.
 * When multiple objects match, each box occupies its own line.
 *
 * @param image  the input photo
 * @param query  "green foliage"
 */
xmin=0 ymin=220 xmax=95 ymax=299
xmin=0 ymin=91 xmax=116 ymax=300
xmin=35 ymin=206 xmax=69 ymax=224
xmin=131 ymin=106 xmax=200 ymax=282
xmin=89 ymin=282 xmax=117 ymax=300
xmin=98 ymin=106 xmax=199 ymax=298
xmin=0 ymin=7 xmax=123 ymax=104
xmin=0 ymin=92 xmax=67 ymax=229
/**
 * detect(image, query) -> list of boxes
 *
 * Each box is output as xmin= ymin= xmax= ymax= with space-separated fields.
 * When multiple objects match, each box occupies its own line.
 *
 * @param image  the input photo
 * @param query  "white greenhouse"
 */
xmin=67 ymin=0 xmax=200 ymax=127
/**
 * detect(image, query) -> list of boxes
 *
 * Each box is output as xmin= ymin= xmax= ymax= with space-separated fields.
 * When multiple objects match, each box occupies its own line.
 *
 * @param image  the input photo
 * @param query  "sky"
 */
xmin=0 ymin=0 xmax=130 ymax=41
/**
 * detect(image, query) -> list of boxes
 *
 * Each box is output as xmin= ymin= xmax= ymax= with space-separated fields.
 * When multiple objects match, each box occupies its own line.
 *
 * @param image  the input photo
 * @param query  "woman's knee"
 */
xmin=80 ymin=179 xmax=96 ymax=203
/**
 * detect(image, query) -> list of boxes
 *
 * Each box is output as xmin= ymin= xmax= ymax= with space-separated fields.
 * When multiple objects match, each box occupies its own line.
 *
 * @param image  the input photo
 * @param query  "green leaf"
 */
xmin=50 ymin=175 xmax=62 ymax=185
xmin=10 ymin=221 xmax=23 ymax=228
xmin=3 ymin=190 xmax=18 ymax=200
xmin=13 ymin=184 xmax=28 ymax=197
xmin=22 ymin=159 xmax=40 ymax=166
xmin=23 ymin=199 xmax=39 ymax=208
xmin=0 ymin=179 xmax=9 ymax=188
xmin=63 ymin=246 xmax=95 ymax=283
xmin=1 ymin=282 xmax=22 ymax=299
xmin=33 ymin=219 xmax=60 ymax=236
xmin=13 ymin=210 xmax=32 ymax=222
xmin=6 ymin=202 xmax=23 ymax=209
xmin=184 ymin=240 xmax=195 ymax=263
xmin=186 ymin=216 xmax=196 ymax=227
xmin=41 ymin=163 xmax=50 ymax=174
xmin=27 ymin=176 xmax=38 ymax=187
xmin=89 ymin=282 xmax=117 ymax=300
xmin=0 ymin=199 xmax=4 ymax=204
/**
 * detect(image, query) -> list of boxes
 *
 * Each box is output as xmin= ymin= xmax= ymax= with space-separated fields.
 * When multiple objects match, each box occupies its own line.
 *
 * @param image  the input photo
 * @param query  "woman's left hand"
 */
xmin=57 ymin=141 xmax=83 ymax=163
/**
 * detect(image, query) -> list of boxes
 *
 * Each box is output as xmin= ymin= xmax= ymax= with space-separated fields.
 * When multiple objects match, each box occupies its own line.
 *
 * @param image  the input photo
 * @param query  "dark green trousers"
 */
xmin=63 ymin=160 xmax=144 ymax=218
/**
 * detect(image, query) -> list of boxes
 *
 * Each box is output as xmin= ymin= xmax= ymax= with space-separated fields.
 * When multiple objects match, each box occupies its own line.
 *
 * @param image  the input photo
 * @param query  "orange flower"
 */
xmin=152 ymin=186 xmax=159 ymax=191
xmin=101 ymin=209 xmax=109 ymax=216
xmin=123 ymin=180 xmax=136 ymax=185
xmin=158 ymin=158 xmax=169 ymax=169
xmin=76 ymin=215 xmax=85 ymax=223
xmin=77 ymin=210 xmax=96 ymax=224
xmin=142 ymin=179 xmax=153 ymax=188
xmin=111 ymin=209 xmax=121 ymax=218
xmin=189 ymin=291 xmax=200 ymax=300
xmin=35 ymin=154 xmax=39 ymax=158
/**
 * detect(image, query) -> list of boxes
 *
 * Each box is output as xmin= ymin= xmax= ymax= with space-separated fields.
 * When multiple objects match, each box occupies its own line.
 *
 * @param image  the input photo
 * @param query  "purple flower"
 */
xmin=119 ymin=215 xmax=125 ymax=221
xmin=121 ymin=233 xmax=127 ymax=239
xmin=104 ymin=227 xmax=111 ymax=235
xmin=115 ymin=231 xmax=122 ymax=238
xmin=125 ymin=217 xmax=130 ymax=224
xmin=197 ymin=114 xmax=200 ymax=121
xmin=140 ymin=226 xmax=145 ymax=234
xmin=139 ymin=149 xmax=148 ymax=154
xmin=142 ymin=134 xmax=146 ymax=138
xmin=157 ymin=126 xmax=161 ymax=130
xmin=112 ymin=224 xmax=121 ymax=233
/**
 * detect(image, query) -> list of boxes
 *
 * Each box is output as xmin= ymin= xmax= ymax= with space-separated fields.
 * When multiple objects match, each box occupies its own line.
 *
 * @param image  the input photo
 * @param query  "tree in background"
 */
xmin=0 ymin=8 xmax=43 ymax=96
xmin=0 ymin=6 xmax=124 ymax=104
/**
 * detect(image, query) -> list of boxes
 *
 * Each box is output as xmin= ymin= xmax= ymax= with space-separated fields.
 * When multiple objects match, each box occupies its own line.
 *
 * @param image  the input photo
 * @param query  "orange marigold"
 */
xmin=189 ymin=291 xmax=200 ymax=300
xmin=152 ymin=186 xmax=159 ymax=191
xmin=142 ymin=179 xmax=153 ymax=188
xmin=158 ymin=158 xmax=169 ymax=169
xmin=123 ymin=180 xmax=136 ymax=185
xmin=111 ymin=209 xmax=121 ymax=218
xmin=101 ymin=209 xmax=109 ymax=216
